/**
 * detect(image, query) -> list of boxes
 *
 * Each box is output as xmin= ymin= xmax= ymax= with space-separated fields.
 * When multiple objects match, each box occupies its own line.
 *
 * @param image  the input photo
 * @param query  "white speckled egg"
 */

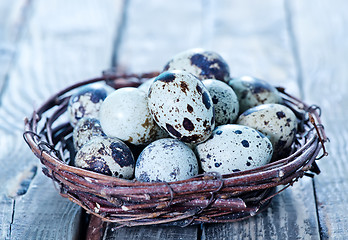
xmin=237 ymin=103 xmax=298 ymax=155
xmin=163 ymin=48 xmax=230 ymax=82
xmin=68 ymin=85 xmax=112 ymax=126
xmin=202 ymin=79 xmax=239 ymax=125
xmin=228 ymin=76 xmax=282 ymax=114
xmin=99 ymin=87 xmax=163 ymax=145
xmin=74 ymin=136 xmax=135 ymax=179
xmin=148 ymin=70 xmax=215 ymax=144
xmin=73 ymin=118 xmax=106 ymax=151
xmin=196 ymin=124 xmax=273 ymax=174
xmin=135 ymin=138 xmax=199 ymax=182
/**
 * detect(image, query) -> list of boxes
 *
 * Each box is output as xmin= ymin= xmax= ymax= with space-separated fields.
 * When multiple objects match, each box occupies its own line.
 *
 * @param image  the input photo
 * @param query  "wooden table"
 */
xmin=0 ymin=0 xmax=347 ymax=239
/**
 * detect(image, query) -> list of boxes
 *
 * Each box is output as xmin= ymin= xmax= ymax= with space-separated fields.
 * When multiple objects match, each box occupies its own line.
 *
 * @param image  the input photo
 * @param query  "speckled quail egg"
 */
xmin=135 ymin=138 xmax=199 ymax=182
xmin=68 ymin=85 xmax=112 ymax=126
xmin=148 ymin=70 xmax=215 ymax=144
xmin=228 ymin=76 xmax=283 ymax=114
xmin=237 ymin=103 xmax=298 ymax=155
xmin=163 ymin=48 xmax=230 ymax=82
xmin=74 ymin=136 xmax=135 ymax=179
xmin=196 ymin=124 xmax=273 ymax=175
xmin=202 ymin=79 xmax=239 ymax=125
xmin=99 ymin=87 xmax=163 ymax=145
xmin=138 ymin=77 xmax=156 ymax=93
xmin=73 ymin=117 xmax=106 ymax=151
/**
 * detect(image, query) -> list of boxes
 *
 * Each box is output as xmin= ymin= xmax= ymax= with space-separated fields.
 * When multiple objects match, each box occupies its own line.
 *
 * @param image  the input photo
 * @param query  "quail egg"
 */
xmin=73 ymin=117 xmax=106 ymax=151
xmin=135 ymin=138 xmax=199 ymax=182
xmin=99 ymin=87 xmax=164 ymax=145
xmin=228 ymin=76 xmax=282 ymax=114
xmin=202 ymin=79 xmax=239 ymax=125
xmin=237 ymin=103 xmax=298 ymax=155
xmin=148 ymin=70 xmax=215 ymax=144
xmin=68 ymin=85 xmax=112 ymax=126
xmin=163 ymin=48 xmax=230 ymax=82
xmin=196 ymin=124 xmax=273 ymax=175
xmin=74 ymin=136 xmax=135 ymax=179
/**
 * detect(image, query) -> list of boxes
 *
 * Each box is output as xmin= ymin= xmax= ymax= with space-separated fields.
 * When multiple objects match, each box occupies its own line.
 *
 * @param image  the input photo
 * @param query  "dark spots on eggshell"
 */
xmin=246 ymin=161 xmax=251 ymax=166
xmin=207 ymin=154 xmax=212 ymax=159
xmin=235 ymin=130 xmax=242 ymax=134
xmin=85 ymin=156 xmax=112 ymax=176
xmin=190 ymin=53 xmax=229 ymax=81
xmin=232 ymin=169 xmax=241 ymax=172
xmin=264 ymin=120 xmax=269 ymax=125
xmin=156 ymin=72 xmax=176 ymax=82
xmin=90 ymin=89 xmax=108 ymax=103
xmin=170 ymin=167 xmax=180 ymax=179
xmin=276 ymin=111 xmax=286 ymax=119
xmin=187 ymin=104 xmax=194 ymax=113
xmin=180 ymin=81 xmax=189 ymax=93
xmin=183 ymin=118 xmax=195 ymax=131
xmin=196 ymin=84 xmax=203 ymax=94
xmin=166 ymin=123 xmax=182 ymax=138
xmin=138 ymin=172 xmax=151 ymax=182
xmin=216 ymin=130 xmax=223 ymax=135
xmin=110 ymin=142 xmax=134 ymax=168
xmin=241 ymin=140 xmax=250 ymax=148
xmin=212 ymin=95 xmax=219 ymax=104
xmin=250 ymin=80 xmax=272 ymax=94
xmin=215 ymin=162 xmax=222 ymax=168
xmin=202 ymin=91 xmax=212 ymax=109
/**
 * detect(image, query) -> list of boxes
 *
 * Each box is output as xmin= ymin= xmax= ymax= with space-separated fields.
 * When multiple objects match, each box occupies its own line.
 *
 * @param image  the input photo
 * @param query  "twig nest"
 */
xmin=202 ymin=79 xmax=239 ymax=126
xmin=135 ymin=138 xmax=199 ymax=182
xmin=74 ymin=136 xmax=135 ymax=179
xmin=99 ymin=87 xmax=164 ymax=145
xmin=148 ymin=70 xmax=215 ymax=144
xmin=163 ymin=48 xmax=230 ymax=82
xmin=196 ymin=124 xmax=273 ymax=174
xmin=237 ymin=103 xmax=298 ymax=154
xmin=228 ymin=76 xmax=283 ymax=114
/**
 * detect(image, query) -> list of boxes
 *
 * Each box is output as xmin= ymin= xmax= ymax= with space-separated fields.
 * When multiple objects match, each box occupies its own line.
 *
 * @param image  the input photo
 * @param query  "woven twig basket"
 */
xmin=24 ymin=71 xmax=328 ymax=227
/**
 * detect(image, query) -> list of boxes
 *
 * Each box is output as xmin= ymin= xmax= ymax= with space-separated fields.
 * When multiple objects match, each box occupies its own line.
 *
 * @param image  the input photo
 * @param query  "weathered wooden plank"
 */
xmin=103 ymin=0 xmax=204 ymax=238
xmin=289 ymin=0 xmax=348 ymax=238
xmin=201 ymin=0 xmax=320 ymax=239
xmin=0 ymin=0 xmax=124 ymax=239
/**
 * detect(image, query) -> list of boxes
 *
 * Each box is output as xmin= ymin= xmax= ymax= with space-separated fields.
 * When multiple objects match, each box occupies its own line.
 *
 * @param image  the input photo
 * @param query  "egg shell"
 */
xmin=196 ymin=124 xmax=273 ymax=175
xmin=135 ymin=138 xmax=199 ymax=182
xmin=228 ymin=76 xmax=282 ymax=114
xmin=148 ymin=70 xmax=215 ymax=144
xmin=237 ymin=103 xmax=298 ymax=155
xmin=67 ymin=85 xmax=111 ymax=126
xmin=163 ymin=48 xmax=230 ymax=82
xmin=202 ymin=79 xmax=239 ymax=126
xmin=73 ymin=117 xmax=106 ymax=151
xmin=99 ymin=87 xmax=163 ymax=145
xmin=74 ymin=136 xmax=135 ymax=179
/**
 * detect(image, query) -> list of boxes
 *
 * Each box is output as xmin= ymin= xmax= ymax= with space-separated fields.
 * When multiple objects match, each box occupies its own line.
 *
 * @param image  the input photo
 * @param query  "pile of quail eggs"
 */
xmin=67 ymin=48 xmax=298 ymax=183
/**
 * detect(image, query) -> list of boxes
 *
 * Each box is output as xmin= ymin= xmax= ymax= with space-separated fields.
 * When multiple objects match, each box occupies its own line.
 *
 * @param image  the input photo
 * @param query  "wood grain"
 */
xmin=0 ymin=0 xmax=124 ymax=239
xmin=289 ymin=0 xmax=348 ymax=238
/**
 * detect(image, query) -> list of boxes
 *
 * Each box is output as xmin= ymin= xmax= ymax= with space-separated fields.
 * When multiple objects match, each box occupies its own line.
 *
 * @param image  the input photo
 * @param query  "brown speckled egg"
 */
xmin=228 ymin=76 xmax=283 ymax=114
xmin=99 ymin=87 xmax=164 ymax=145
xmin=196 ymin=124 xmax=273 ymax=175
xmin=237 ymin=103 xmax=298 ymax=154
xmin=68 ymin=85 xmax=113 ymax=126
xmin=148 ymin=70 xmax=215 ymax=144
xmin=163 ymin=48 xmax=230 ymax=82
xmin=73 ymin=117 xmax=106 ymax=151
xmin=74 ymin=136 xmax=135 ymax=179
xmin=202 ymin=79 xmax=239 ymax=125
xmin=135 ymin=138 xmax=199 ymax=182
